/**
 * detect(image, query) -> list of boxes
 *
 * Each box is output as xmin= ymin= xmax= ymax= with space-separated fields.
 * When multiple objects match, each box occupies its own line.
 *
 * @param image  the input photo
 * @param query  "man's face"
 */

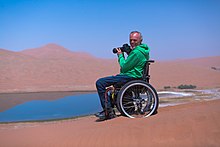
xmin=129 ymin=33 xmax=142 ymax=49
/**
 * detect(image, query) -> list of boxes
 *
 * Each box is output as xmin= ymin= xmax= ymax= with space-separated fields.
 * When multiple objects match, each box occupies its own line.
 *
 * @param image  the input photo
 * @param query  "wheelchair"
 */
xmin=104 ymin=60 xmax=159 ymax=118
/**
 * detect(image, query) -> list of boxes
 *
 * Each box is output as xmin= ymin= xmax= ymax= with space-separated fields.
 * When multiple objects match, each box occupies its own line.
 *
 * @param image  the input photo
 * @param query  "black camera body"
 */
xmin=112 ymin=44 xmax=131 ymax=55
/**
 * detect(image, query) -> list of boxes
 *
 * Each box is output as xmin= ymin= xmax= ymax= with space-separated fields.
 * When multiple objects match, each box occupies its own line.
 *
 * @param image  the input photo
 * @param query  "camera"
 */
xmin=112 ymin=44 xmax=131 ymax=54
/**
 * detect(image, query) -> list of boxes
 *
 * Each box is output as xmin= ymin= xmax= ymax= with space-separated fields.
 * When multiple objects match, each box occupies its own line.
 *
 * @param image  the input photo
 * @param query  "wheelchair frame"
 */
xmin=105 ymin=60 xmax=159 ymax=118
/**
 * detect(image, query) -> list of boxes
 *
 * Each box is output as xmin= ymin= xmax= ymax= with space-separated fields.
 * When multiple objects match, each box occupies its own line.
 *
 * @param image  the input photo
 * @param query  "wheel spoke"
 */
xmin=122 ymin=101 xmax=134 ymax=106
xmin=118 ymin=81 xmax=158 ymax=118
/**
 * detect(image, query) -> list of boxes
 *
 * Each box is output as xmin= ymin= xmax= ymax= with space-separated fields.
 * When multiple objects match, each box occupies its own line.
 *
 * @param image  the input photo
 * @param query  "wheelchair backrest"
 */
xmin=113 ymin=60 xmax=155 ymax=89
xmin=142 ymin=60 xmax=155 ymax=83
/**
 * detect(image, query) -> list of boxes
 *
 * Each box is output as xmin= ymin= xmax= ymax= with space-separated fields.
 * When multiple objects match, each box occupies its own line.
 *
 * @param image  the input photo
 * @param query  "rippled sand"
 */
xmin=0 ymin=99 xmax=220 ymax=147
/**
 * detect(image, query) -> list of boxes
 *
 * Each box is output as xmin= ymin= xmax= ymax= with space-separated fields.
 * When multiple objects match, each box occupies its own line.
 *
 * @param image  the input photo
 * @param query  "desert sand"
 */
xmin=0 ymin=43 xmax=220 ymax=93
xmin=0 ymin=44 xmax=220 ymax=147
xmin=0 ymin=99 xmax=220 ymax=147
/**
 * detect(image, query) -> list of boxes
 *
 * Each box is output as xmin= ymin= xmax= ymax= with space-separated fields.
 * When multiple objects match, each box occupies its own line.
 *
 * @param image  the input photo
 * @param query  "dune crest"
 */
xmin=0 ymin=44 xmax=219 ymax=93
xmin=21 ymin=43 xmax=94 ymax=59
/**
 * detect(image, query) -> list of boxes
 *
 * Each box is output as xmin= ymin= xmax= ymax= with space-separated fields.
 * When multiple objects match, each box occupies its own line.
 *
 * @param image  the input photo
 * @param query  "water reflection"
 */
xmin=0 ymin=92 xmax=102 ymax=122
xmin=0 ymin=92 xmax=92 ymax=112
xmin=0 ymin=89 xmax=219 ymax=123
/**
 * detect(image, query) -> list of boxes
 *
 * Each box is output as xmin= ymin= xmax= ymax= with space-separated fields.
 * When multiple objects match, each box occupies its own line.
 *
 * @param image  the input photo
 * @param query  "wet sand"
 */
xmin=0 ymin=99 xmax=220 ymax=147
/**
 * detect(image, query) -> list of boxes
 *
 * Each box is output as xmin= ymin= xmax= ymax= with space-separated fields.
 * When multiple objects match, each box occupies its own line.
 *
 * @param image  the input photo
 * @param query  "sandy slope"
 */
xmin=1 ymin=44 xmax=220 ymax=147
xmin=0 ymin=99 xmax=220 ymax=147
xmin=151 ymin=56 xmax=220 ymax=90
xmin=0 ymin=44 xmax=220 ymax=93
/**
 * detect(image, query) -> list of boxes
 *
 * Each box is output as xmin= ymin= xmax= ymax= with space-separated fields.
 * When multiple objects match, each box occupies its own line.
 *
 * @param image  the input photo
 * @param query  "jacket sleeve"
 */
xmin=118 ymin=51 xmax=139 ymax=73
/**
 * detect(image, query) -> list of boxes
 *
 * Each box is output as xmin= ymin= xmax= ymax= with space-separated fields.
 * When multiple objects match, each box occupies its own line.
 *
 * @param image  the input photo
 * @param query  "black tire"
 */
xmin=116 ymin=80 xmax=159 ymax=118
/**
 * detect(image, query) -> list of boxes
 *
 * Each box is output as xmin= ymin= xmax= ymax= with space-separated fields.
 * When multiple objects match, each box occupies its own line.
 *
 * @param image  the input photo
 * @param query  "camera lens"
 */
xmin=112 ymin=48 xmax=118 ymax=53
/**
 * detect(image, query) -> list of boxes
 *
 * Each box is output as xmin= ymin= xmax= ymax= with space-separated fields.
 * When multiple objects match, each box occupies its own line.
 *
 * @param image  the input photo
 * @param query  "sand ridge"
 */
xmin=0 ymin=44 xmax=220 ymax=93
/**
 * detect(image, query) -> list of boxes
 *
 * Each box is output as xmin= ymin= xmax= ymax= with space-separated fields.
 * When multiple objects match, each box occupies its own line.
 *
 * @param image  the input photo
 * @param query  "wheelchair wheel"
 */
xmin=116 ymin=80 xmax=159 ymax=118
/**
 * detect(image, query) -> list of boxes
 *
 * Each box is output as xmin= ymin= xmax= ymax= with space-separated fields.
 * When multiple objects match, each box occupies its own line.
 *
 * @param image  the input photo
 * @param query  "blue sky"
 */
xmin=1 ymin=0 xmax=220 ymax=60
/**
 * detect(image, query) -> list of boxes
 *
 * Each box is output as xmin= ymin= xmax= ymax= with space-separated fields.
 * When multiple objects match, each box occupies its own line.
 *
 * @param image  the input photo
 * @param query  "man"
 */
xmin=95 ymin=31 xmax=150 ymax=120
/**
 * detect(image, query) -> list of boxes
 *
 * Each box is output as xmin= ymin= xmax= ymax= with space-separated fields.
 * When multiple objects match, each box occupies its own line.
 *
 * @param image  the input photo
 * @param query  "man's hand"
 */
xmin=116 ymin=48 xmax=122 ymax=55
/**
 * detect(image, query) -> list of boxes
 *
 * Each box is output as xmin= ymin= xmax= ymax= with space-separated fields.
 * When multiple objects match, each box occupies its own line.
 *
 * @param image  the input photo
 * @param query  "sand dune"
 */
xmin=0 ymin=43 xmax=219 ymax=93
xmin=1 ymin=44 xmax=220 ymax=147
xmin=151 ymin=56 xmax=220 ymax=90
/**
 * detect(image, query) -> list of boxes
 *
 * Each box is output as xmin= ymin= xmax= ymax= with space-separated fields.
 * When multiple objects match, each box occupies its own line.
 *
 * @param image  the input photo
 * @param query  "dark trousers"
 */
xmin=96 ymin=74 xmax=134 ymax=110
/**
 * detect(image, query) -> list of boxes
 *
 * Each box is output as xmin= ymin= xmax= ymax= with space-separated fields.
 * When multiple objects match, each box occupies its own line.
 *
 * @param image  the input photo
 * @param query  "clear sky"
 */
xmin=1 ymin=0 xmax=220 ymax=60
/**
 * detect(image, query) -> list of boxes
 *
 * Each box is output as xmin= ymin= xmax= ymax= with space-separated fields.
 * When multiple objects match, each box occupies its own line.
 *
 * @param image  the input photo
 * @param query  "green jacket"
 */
xmin=118 ymin=44 xmax=150 ymax=78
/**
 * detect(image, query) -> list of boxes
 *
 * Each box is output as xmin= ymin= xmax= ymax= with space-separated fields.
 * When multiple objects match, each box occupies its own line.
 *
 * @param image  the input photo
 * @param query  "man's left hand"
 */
xmin=116 ymin=48 xmax=122 ymax=55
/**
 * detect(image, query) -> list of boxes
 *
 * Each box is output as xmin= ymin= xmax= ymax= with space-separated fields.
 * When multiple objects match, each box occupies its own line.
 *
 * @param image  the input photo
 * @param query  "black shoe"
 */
xmin=96 ymin=110 xmax=107 ymax=121
xmin=108 ymin=109 xmax=117 ymax=119
xmin=94 ymin=110 xmax=105 ymax=118
xmin=95 ymin=109 xmax=116 ymax=121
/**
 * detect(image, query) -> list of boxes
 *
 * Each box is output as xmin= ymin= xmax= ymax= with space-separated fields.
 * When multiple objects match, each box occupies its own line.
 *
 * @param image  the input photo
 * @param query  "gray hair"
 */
xmin=130 ymin=31 xmax=143 ymax=42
